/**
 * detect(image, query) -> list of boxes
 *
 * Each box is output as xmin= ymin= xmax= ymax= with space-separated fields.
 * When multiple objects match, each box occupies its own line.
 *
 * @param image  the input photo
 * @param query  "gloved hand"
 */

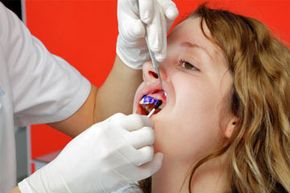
xmin=117 ymin=0 xmax=179 ymax=69
xmin=18 ymin=113 xmax=163 ymax=193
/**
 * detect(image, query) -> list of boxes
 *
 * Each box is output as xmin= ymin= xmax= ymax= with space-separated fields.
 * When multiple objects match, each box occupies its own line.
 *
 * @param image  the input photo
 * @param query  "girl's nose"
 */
xmin=142 ymin=62 xmax=162 ymax=84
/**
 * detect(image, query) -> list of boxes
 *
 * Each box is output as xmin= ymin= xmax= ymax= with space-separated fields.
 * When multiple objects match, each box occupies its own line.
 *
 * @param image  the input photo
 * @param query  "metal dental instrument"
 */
xmin=145 ymin=37 xmax=164 ymax=89
xmin=136 ymin=1 xmax=164 ymax=88
xmin=147 ymin=99 xmax=162 ymax=117
xmin=147 ymin=108 xmax=156 ymax=118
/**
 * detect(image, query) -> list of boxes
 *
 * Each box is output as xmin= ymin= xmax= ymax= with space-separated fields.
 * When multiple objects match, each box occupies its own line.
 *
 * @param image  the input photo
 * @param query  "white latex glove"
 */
xmin=116 ymin=0 xmax=179 ymax=69
xmin=18 ymin=113 xmax=163 ymax=193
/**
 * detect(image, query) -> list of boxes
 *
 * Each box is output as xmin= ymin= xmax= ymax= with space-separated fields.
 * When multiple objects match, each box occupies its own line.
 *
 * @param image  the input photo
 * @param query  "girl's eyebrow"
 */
xmin=180 ymin=41 xmax=214 ymax=61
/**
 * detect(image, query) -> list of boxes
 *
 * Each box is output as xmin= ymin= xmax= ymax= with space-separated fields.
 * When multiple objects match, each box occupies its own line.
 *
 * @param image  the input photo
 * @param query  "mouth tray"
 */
xmin=139 ymin=95 xmax=163 ymax=115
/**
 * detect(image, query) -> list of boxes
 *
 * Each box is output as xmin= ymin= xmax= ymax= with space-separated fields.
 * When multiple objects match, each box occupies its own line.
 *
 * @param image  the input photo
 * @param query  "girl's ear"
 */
xmin=224 ymin=116 xmax=239 ymax=138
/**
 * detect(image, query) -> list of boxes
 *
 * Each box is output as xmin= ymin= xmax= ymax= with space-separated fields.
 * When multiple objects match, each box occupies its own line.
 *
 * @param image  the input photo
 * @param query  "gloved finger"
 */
xmin=134 ymin=146 xmax=154 ymax=166
xmin=118 ymin=0 xmax=140 ymax=16
xmin=113 ymin=114 xmax=153 ymax=132
xmin=127 ymin=126 xmax=154 ymax=149
xmin=154 ymin=9 xmax=167 ymax=62
xmin=138 ymin=0 xmax=154 ymax=24
xmin=147 ymin=3 xmax=165 ymax=54
xmin=157 ymin=0 xmax=179 ymax=20
xmin=119 ymin=15 xmax=146 ymax=41
xmin=137 ymin=152 xmax=164 ymax=178
xmin=106 ymin=113 xmax=126 ymax=124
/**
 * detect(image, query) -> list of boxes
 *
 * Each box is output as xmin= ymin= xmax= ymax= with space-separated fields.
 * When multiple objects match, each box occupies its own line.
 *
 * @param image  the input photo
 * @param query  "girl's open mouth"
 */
xmin=137 ymin=89 xmax=167 ymax=116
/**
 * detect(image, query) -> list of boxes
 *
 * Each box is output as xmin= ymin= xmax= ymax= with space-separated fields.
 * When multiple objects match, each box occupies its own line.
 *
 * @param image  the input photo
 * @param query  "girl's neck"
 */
xmin=151 ymin=157 xmax=230 ymax=193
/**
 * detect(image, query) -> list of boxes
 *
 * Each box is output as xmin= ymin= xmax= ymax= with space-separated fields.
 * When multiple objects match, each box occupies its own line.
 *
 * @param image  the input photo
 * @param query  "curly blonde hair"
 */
xmin=187 ymin=4 xmax=290 ymax=193
xmin=140 ymin=4 xmax=290 ymax=193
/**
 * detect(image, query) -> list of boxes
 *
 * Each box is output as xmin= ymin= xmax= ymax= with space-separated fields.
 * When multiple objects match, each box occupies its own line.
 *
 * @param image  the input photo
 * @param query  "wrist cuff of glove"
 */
xmin=116 ymin=49 xmax=142 ymax=70
xmin=18 ymin=164 xmax=57 ymax=193
xmin=116 ymin=36 xmax=148 ymax=70
xmin=18 ymin=179 xmax=35 ymax=193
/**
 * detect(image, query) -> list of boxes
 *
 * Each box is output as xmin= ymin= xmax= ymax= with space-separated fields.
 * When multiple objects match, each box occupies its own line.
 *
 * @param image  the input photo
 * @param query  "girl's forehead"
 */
xmin=169 ymin=17 xmax=225 ymax=63
xmin=170 ymin=17 xmax=212 ymax=46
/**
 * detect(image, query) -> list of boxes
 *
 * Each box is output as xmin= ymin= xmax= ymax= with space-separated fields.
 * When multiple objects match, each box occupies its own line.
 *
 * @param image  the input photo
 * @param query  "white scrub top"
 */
xmin=0 ymin=2 xmax=91 ymax=193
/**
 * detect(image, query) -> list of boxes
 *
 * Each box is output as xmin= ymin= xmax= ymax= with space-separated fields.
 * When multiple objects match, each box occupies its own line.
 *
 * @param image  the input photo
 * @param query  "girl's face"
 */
xmin=134 ymin=17 xmax=235 ymax=164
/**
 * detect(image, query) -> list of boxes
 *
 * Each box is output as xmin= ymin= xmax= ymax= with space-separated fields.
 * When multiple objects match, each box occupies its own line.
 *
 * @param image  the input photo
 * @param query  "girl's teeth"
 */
xmin=139 ymin=97 xmax=148 ymax=105
xmin=164 ymin=91 xmax=168 ymax=97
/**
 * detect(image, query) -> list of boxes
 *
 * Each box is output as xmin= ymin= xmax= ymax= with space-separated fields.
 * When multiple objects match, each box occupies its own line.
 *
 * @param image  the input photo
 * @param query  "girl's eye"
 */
xmin=178 ymin=59 xmax=200 ymax=71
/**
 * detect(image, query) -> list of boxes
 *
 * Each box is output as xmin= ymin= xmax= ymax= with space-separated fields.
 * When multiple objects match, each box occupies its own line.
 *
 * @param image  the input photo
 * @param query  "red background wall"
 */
xmin=25 ymin=0 xmax=290 ymax=159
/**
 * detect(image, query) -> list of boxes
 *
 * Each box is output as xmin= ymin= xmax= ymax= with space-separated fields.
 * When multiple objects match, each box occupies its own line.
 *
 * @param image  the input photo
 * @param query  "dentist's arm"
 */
xmin=48 ymin=56 xmax=143 ymax=137
xmin=10 ymin=187 xmax=20 ymax=193
xmin=13 ymin=1 xmax=177 ymax=193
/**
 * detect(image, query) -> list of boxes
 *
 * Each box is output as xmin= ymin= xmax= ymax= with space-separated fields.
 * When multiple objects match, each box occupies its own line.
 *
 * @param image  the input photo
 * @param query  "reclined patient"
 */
xmin=114 ymin=4 xmax=290 ymax=193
